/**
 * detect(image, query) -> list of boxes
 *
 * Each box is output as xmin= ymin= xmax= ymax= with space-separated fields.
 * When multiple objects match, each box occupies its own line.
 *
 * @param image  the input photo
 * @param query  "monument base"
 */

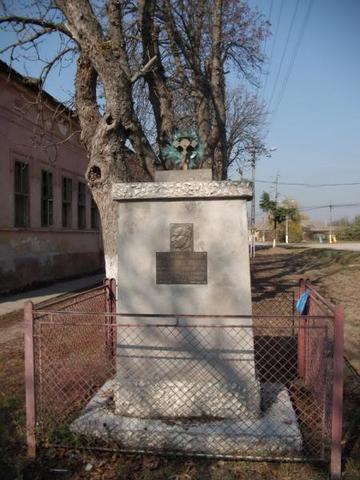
xmin=115 ymin=320 xmax=261 ymax=417
xmin=71 ymin=380 xmax=302 ymax=457
xmin=113 ymin=379 xmax=260 ymax=418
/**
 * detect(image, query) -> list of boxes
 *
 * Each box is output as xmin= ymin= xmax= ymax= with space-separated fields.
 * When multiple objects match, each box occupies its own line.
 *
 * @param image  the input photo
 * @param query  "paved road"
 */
xmin=0 ymin=273 xmax=104 ymax=316
xmin=0 ymin=273 xmax=104 ymax=345
xmin=256 ymin=242 xmax=360 ymax=252
xmin=290 ymin=242 xmax=360 ymax=251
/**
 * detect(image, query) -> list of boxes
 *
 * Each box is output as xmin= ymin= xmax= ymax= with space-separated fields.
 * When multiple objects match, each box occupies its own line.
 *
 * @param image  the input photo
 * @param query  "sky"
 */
xmin=0 ymin=0 xmax=359 ymax=223
xmin=246 ymin=0 xmax=360 ymax=223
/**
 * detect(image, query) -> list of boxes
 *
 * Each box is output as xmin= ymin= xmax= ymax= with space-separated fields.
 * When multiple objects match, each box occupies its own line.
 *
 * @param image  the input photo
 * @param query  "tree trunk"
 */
xmin=84 ymin=114 xmax=151 ymax=279
xmin=92 ymin=187 xmax=118 ymax=279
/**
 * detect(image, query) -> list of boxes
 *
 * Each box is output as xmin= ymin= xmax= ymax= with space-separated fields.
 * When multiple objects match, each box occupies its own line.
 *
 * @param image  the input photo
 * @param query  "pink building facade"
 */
xmin=0 ymin=61 xmax=104 ymax=294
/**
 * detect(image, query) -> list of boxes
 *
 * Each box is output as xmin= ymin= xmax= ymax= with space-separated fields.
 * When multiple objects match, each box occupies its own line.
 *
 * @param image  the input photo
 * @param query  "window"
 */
xmin=78 ymin=182 xmax=86 ymax=229
xmin=91 ymin=198 xmax=100 ymax=230
xmin=14 ymin=161 xmax=29 ymax=227
xmin=62 ymin=177 xmax=72 ymax=228
xmin=41 ymin=170 xmax=53 ymax=227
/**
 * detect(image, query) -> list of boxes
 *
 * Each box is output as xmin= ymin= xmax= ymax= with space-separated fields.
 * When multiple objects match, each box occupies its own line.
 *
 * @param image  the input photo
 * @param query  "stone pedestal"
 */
xmin=111 ymin=171 xmax=260 ymax=418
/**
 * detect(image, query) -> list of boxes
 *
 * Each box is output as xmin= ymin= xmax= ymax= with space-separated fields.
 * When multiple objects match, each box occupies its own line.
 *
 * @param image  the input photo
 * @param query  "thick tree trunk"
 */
xmin=88 ymin=146 xmax=151 ymax=279
xmin=92 ymin=187 xmax=118 ymax=279
xmin=85 ymin=114 xmax=151 ymax=279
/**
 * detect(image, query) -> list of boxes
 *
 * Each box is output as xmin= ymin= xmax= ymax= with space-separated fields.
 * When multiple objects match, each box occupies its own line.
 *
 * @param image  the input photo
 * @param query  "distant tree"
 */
xmin=337 ymin=215 xmax=360 ymax=240
xmin=260 ymin=192 xmax=298 ymax=246
xmin=332 ymin=217 xmax=351 ymax=228
xmin=276 ymin=199 xmax=304 ymax=243
xmin=0 ymin=0 xmax=269 ymax=277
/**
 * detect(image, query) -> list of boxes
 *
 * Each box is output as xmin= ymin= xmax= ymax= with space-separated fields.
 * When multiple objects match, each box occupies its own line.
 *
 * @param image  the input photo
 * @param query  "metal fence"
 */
xmin=24 ymin=279 xmax=344 ymax=479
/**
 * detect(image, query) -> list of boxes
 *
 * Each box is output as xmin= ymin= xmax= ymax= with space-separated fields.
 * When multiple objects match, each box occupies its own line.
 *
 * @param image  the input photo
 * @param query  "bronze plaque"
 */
xmin=156 ymin=252 xmax=207 ymax=284
xmin=156 ymin=222 xmax=207 ymax=284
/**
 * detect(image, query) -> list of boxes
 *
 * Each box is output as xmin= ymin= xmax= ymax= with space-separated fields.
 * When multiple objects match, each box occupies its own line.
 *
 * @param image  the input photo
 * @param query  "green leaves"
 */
xmin=260 ymin=191 xmax=298 ymax=225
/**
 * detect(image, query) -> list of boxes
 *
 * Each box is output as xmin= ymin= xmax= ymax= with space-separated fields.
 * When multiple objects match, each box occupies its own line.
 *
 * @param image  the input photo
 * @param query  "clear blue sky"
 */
xmin=247 ymin=0 xmax=360 ymax=222
xmin=1 ymin=0 xmax=359 ymax=222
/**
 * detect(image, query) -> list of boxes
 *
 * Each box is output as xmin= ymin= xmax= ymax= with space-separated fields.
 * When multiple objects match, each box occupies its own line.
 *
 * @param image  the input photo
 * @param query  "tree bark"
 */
xmin=0 ymin=0 xmax=269 ymax=276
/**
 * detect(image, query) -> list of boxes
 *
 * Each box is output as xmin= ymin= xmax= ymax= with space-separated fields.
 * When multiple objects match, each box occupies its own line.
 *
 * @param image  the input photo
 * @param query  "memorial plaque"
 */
xmin=156 ymin=251 xmax=207 ymax=284
xmin=156 ymin=223 xmax=207 ymax=284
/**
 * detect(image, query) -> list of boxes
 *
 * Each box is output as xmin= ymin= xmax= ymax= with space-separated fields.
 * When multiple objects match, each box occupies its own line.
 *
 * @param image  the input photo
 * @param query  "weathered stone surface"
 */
xmin=113 ymin=379 xmax=259 ymax=418
xmin=112 ymin=180 xmax=252 ymax=201
xmin=71 ymin=380 xmax=302 ymax=456
xmin=114 ymin=178 xmax=256 ymax=418
xmin=116 ymin=199 xmax=252 ymax=315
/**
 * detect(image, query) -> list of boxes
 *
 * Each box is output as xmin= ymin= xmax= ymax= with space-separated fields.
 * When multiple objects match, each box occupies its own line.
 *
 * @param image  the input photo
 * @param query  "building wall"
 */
xmin=0 ymin=68 xmax=104 ymax=293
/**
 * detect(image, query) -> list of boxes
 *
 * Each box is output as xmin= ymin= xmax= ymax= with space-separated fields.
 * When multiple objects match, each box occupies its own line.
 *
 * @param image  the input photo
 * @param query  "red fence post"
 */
xmin=297 ymin=279 xmax=306 ymax=378
xmin=105 ymin=279 xmax=111 ymax=359
xmin=109 ymin=278 xmax=117 ymax=358
xmin=105 ymin=278 xmax=111 ymax=313
xmin=24 ymin=300 xmax=36 ymax=458
xmin=105 ymin=278 xmax=117 ymax=362
xmin=109 ymin=278 xmax=117 ymax=313
xmin=330 ymin=305 xmax=344 ymax=480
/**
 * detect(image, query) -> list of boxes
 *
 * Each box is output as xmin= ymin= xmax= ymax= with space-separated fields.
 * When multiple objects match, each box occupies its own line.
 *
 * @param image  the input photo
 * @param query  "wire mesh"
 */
xmin=28 ymin=287 xmax=337 ymax=463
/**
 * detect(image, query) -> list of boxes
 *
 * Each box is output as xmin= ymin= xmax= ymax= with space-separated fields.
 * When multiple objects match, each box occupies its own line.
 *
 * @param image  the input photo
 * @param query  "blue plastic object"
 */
xmin=296 ymin=291 xmax=309 ymax=314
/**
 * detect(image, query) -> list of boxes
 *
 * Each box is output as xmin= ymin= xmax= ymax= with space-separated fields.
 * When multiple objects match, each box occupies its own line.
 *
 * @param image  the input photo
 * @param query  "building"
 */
xmin=302 ymin=220 xmax=340 ymax=243
xmin=0 ymin=60 xmax=104 ymax=294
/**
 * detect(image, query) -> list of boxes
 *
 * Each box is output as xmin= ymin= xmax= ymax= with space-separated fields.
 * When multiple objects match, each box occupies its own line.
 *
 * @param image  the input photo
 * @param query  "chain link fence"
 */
xmin=24 ymin=280 xmax=344 ymax=479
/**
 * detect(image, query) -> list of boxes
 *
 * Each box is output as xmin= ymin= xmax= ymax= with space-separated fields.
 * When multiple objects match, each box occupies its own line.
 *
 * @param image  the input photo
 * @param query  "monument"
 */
xmin=71 ymin=131 xmax=302 ymax=455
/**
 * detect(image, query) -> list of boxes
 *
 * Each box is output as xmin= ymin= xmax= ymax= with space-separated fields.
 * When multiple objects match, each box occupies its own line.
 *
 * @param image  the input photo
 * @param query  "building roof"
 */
xmin=0 ymin=59 xmax=76 ymax=118
xmin=0 ymin=59 xmax=153 ymax=183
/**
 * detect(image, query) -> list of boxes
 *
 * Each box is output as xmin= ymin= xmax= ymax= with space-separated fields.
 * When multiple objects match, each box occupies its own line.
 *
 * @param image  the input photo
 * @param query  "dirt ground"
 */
xmin=251 ymin=246 xmax=360 ymax=373
xmin=0 ymin=247 xmax=359 ymax=480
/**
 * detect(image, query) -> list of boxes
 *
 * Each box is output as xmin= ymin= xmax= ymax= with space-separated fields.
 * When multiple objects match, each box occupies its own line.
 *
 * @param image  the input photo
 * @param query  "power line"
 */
xmin=262 ymin=0 xmax=283 ymax=97
xmin=268 ymin=0 xmax=301 ymax=111
xmin=259 ymin=0 xmax=274 ymax=84
xmin=254 ymin=203 xmax=360 ymax=215
xmin=272 ymin=0 xmax=315 ymax=114
xmin=300 ymin=202 xmax=360 ymax=212
xmin=255 ymin=180 xmax=360 ymax=187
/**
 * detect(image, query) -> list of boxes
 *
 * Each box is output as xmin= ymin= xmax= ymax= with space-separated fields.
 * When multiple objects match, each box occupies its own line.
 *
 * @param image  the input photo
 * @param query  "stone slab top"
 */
xmin=112 ymin=180 xmax=252 ymax=201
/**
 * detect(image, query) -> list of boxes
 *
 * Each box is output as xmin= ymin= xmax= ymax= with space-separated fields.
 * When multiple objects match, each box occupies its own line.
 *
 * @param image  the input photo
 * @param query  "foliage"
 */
xmin=277 ymin=220 xmax=303 ymax=243
xmin=260 ymin=192 xmax=298 ymax=226
xmin=336 ymin=216 xmax=360 ymax=240
xmin=260 ymin=193 xmax=302 ymax=243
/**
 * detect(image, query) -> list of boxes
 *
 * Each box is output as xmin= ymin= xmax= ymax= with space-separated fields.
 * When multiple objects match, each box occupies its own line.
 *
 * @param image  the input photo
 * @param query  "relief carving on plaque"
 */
xmin=156 ymin=223 xmax=207 ymax=284
xmin=170 ymin=223 xmax=193 ymax=251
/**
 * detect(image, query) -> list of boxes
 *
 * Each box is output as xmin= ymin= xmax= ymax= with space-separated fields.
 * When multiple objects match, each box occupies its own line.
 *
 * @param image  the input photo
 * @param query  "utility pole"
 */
xmin=274 ymin=172 xmax=280 ymax=203
xmin=329 ymin=203 xmax=333 ymax=244
xmin=250 ymin=149 xmax=256 ymax=258
xmin=249 ymin=147 xmax=277 ymax=254
xmin=273 ymin=173 xmax=280 ymax=247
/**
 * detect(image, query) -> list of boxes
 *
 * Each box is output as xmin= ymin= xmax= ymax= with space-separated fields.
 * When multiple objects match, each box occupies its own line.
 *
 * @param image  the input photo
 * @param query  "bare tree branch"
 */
xmin=0 ymin=0 xmax=270 ymax=275
xmin=130 ymin=54 xmax=157 ymax=84
xmin=0 ymin=14 xmax=71 ymax=36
